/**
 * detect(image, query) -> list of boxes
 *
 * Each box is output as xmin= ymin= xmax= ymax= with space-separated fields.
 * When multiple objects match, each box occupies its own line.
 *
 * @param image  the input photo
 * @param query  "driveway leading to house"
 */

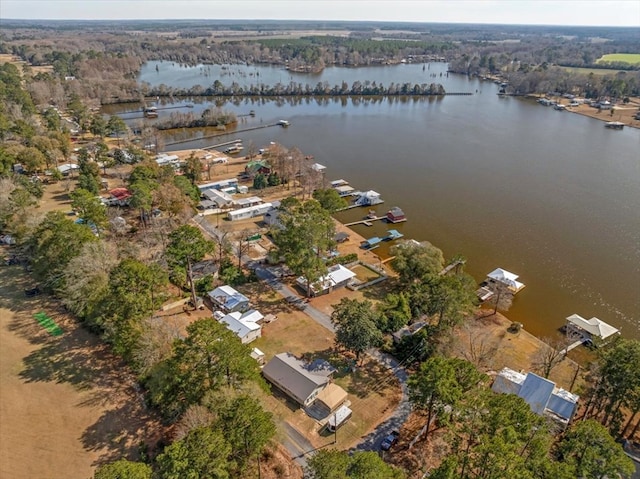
xmin=254 ymin=264 xmax=411 ymax=454
xmin=193 ymin=220 xmax=412 ymax=457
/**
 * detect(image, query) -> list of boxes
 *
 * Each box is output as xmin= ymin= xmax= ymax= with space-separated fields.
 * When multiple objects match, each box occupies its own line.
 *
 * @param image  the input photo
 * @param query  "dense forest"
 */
xmin=1 ymin=19 xmax=639 ymax=107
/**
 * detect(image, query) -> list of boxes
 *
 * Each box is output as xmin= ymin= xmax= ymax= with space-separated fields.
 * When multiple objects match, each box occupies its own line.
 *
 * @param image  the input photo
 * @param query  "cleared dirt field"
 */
xmin=0 ymin=261 xmax=161 ymax=479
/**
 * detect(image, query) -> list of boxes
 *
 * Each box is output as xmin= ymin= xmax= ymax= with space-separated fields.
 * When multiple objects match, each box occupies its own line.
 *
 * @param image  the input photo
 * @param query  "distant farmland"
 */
xmin=596 ymin=53 xmax=640 ymax=66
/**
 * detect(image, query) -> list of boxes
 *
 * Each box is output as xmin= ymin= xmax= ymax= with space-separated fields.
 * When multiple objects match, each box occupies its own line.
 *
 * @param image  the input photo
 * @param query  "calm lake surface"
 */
xmin=108 ymin=61 xmax=640 ymax=340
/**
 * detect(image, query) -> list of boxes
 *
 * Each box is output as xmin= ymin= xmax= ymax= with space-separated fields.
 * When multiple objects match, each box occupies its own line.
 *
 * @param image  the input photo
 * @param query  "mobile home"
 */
xmin=227 ymin=202 xmax=273 ymax=221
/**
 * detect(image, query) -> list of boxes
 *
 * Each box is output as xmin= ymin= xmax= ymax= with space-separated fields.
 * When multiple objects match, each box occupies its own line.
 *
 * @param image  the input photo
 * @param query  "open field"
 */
xmin=597 ymin=53 xmax=640 ymax=66
xmin=0 ymin=262 xmax=161 ymax=479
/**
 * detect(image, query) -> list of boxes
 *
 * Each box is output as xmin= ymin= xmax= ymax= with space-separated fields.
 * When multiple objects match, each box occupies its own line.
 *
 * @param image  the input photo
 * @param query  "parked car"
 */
xmin=380 ymin=430 xmax=399 ymax=451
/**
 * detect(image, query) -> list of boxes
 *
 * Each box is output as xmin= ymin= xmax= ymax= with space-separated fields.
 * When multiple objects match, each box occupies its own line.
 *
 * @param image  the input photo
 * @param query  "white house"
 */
xmin=198 ymin=178 xmax=238 ymax=192
xmin=202 ymin=188 xmax=233 ymax=207
xmin=207 ymin=285 xmax=250 ymax=312
xmin=227 ymin=203 xmax=273 ymax=221
xmin=234 ymin=196 xmax=263 ymax=208
xmin=218 ymin=309 xmax=264 ymax=344
xmin=492 ymin=368 xmax=579 ymax=427
xmin=57 ymin=163 xmax=80 ymax=176
xmin=296 ymin=264 xmax=356 ymax=297
xmin=354 ymin=190 xmax=383 ymax=206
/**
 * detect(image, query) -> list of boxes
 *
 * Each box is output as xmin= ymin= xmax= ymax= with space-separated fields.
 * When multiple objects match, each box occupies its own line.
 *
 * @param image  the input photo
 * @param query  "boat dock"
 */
xmin=361 ymin=230 xmax=404 ymax=249
xmin=560 ymin=338 xmax=589 ymax=355
xmin=164 ymin=122 xmax=282 ymax=147
xmin=440 ymin=258 xmax=466 ymax=276
xmin=344 ymin=216 xmax=385 ymax=227
xmin=383 ymin=229 xmax=404 ymax=241
xmin=361 ymin=237 xmax=382 ymax=250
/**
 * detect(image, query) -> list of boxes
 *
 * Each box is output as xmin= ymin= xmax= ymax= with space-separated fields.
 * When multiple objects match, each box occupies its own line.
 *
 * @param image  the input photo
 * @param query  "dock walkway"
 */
xmin=344 ymin=216 xmax=385 ymax=227
xmin=560 ymin=338 xmax=588 ymax=356
xmin=164 ymin=123 xmax=280 ymax=147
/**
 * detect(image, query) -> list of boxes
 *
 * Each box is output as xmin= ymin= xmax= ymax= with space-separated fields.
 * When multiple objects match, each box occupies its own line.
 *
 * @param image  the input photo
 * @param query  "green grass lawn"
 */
xmin=596 ymin=53 xmax=640 ymax=66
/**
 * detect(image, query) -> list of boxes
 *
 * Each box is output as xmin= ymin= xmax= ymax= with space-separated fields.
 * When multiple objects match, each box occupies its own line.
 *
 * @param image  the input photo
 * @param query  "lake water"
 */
xmin=106 ymin=61 xmax=640 ymax=341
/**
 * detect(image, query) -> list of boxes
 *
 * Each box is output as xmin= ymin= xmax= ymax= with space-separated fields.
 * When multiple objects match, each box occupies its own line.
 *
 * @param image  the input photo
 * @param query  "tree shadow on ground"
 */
xmin=339 ymin=358 xmax=395 ymax=399
xmin=1 ymin=265 xmax=69 ymax=347
xmin=1 ymin=265 xmax=164 ymax=467
xmin=49 ymin=193 xmax=72 ymax=204
xmin=81 ymin=390 xmax=162 ymax=467
xmin=359 ymin=275 xmax=399 ymax=301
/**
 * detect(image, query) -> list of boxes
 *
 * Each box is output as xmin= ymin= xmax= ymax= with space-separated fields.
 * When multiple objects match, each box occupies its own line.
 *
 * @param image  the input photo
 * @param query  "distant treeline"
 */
xmin=145 ymin=80 xmax=447 ymax=99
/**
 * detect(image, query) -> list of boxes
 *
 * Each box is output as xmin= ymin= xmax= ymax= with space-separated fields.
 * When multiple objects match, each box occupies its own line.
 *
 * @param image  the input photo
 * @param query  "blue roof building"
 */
xmin=492 ymin=368 xmax=579 ymax=427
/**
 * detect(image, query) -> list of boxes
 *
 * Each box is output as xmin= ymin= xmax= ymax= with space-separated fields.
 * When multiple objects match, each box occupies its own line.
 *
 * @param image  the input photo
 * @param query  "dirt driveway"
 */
xmin=0 ymin=262 xmax=161 ymax=479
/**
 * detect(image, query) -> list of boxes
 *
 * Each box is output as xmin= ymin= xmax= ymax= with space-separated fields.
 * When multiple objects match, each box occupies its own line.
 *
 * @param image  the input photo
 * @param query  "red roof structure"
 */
xmin=109 ymin=188 xmax=132 ymax=201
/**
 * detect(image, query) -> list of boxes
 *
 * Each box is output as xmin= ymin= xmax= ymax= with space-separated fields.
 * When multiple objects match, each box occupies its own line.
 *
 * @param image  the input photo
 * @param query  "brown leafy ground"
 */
xmin=383 ymin=311 xmax=586 ymax=478
xmin=0 ymin=260 xmax=163 ymax=479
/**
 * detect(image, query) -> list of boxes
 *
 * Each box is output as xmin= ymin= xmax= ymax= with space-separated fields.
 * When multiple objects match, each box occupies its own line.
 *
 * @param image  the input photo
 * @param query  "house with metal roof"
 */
xmin=218 ymin=309 xmax=263 ymax=344
xmin=296 ymin=264 xmax=356 ymax=297
xmin=207 ymin=285 xmax=250 ymax=313
xmin=202 ymin=188 xmax=233 ymax=207
xmin=492 ymin=368 xmax=579 ymax=427
xmin=262 ymin=353 xmax=331 ymax=407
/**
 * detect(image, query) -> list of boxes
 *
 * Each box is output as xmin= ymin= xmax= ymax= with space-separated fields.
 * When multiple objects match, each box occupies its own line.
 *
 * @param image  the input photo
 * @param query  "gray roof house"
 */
xmin=207 ymin=285 xmax=250 ymax=313
xmin=262 ymin=353 xmax=331 ymax=407
xmin=492 ymin=367 xmax=579 ymax=427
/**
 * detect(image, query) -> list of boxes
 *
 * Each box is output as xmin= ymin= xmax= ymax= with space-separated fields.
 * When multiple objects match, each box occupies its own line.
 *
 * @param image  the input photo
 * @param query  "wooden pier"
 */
xmin=560 ymin=338 xmax=588 ymax=356
xmin=164 ymin=122 xmax=280 ymax=147
xmin=119 ymin=104 xmax=194 ymax=119
xmin=344 ymin=216 xmax=386 ymax=227
xmin=439 ymin=258 xmax=466 ymax=276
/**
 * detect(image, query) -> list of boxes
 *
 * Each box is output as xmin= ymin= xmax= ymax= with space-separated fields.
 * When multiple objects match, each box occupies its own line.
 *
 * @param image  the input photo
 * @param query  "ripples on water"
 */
xmin=104 ymin=62 xmax=640 ymax=339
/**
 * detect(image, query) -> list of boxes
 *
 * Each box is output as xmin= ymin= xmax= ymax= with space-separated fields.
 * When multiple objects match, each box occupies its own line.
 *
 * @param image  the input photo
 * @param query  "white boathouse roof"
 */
xmin=487 ymin=268 xmax=525 ymax=293
xmin=565 ymin=314 xmax=619 ymax=340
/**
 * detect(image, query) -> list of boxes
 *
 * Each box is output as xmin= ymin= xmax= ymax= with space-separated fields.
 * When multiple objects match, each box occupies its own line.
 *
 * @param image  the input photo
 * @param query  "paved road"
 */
xmin=255 ymin=263 xmax=411 ymax=453
xmin=194 ymin=219 xmax=411 ymax=458
xmin=279 ymin=421 xmax=314 ymax=469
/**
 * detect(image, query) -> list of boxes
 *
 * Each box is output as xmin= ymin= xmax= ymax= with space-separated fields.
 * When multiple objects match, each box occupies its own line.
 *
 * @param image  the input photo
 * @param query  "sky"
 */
xmin=1 ymin=0 xmax=639 ymax=27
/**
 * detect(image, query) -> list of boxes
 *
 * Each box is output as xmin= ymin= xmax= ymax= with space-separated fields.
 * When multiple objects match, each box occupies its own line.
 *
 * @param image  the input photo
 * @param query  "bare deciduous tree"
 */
xmin=456 ymin=324 xmax=499 ymax=370
xmin=174 ymin=405 xmax=216 ymax=441
xmin=531 ymin=335 xmax=571 ymax=379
